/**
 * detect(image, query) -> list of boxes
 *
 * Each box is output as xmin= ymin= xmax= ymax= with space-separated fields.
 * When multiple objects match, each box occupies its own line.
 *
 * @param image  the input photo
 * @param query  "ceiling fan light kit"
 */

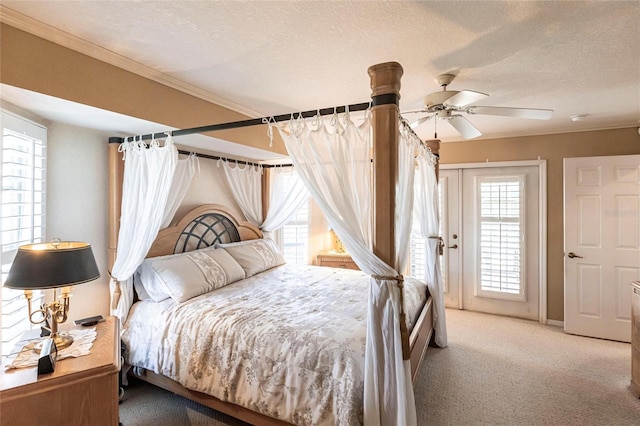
xmin=409 ymin=73 xmax=554 ymax=139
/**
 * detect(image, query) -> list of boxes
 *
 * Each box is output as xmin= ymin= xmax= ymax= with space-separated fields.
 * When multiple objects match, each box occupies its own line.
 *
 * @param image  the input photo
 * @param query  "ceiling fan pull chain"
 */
xmin=434 ymin=113 xmax=438 ymax=139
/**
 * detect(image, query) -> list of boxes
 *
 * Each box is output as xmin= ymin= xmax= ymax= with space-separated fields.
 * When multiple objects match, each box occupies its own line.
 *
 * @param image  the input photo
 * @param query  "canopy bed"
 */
xmin=108 ymin=62 xmax=444 ymax=425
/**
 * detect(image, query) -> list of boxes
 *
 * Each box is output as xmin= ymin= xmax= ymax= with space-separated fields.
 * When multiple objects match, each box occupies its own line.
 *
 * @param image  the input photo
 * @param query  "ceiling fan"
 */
xmin=404 ymin=73 xmax=553 ymax=139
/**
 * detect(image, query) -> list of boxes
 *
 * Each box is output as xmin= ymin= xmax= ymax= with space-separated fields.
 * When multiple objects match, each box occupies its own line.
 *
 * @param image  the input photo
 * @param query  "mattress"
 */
xmin=122 ymin=264 xmax=427 ymax=425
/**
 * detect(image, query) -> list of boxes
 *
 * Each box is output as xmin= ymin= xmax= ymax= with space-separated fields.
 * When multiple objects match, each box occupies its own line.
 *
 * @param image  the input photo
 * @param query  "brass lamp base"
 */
xmin=34 ymin=333 xmax=73 ymax=353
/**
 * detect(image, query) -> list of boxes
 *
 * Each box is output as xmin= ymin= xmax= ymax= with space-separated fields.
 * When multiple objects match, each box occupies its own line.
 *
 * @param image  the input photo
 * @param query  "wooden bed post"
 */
xmin=261 ymin=167 xmax=270 ymax=223
xmin=426 ymin=139 xmax=441 ymax=181
xmin=368 ymin=62 xmax=414 ymax=360
xmin=108 ymin=139 xmax=124 ymax=308
xmin=368 ymin=62 xmax=403 ymax=269
xmin=108 ymin=139 xmax=124 ymax=270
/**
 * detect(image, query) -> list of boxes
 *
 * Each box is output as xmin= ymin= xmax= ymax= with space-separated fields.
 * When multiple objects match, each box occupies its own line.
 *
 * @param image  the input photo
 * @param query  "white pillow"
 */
xmin=218 ymin=239 xmax=285 ymax=277
xmin=214 ymin=239 xmax=261 ymax=248
xmin=135 ymin=246 xmax=246 ymax=303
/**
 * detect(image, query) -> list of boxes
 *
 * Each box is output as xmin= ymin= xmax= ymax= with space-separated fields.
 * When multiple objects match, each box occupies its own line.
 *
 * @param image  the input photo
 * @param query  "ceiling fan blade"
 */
xmin=409 ymin=115 xmax=433 ymax=129
xmin=447 ymin=115 xmax=482 ymax=139
xmin=468 ymin=106 xmax=553 ymax=120
xmin=444 ymin=90 xmax=489 ymax=108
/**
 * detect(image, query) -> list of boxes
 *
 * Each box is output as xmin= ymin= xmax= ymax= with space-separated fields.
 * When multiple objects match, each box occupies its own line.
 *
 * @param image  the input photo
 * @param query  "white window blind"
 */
xmin=409 ymin=232 xmax=425 ymax=278
xmin=477 ymin=176 xmax=525 ymax=300
xmin=278 ymin=199 xmax=310 ymax=265
xmin=1 ymin=111 xmax=46 ymax=357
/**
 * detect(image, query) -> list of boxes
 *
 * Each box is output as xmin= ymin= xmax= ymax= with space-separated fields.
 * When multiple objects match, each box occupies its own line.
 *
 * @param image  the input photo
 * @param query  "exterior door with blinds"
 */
xmin=461 ymin=165 xmax=541 ymax=320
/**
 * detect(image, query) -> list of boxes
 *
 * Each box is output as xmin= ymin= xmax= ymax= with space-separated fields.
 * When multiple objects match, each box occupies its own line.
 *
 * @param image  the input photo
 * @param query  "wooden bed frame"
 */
xmin=108 ymin=62 xmax=439 ymax=425
xmin=145 ymin=204 xmax=263 ymax=258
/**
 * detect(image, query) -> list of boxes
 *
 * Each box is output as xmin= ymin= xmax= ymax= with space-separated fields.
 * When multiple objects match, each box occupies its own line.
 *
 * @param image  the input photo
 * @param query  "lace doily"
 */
xmin=5 ymin=327 xmax=96 ymax=370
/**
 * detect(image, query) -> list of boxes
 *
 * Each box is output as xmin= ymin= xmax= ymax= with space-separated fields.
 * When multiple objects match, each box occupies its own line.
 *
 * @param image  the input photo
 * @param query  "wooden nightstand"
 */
xmin=0 ymin=316 xmax=120 ymax=426
xmin=316 ymin=250 xmax=359 ymax=270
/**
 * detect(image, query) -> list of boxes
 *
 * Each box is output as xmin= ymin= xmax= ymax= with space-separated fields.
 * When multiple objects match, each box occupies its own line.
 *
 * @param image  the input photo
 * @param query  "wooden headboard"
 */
xmin=146 ymin=204 xmax=262 ymax=258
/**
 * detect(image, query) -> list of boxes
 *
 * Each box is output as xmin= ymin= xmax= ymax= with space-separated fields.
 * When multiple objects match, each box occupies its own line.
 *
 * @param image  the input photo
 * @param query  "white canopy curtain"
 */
xmin=261 ymin=166 xmax=309 ymax=237
xmin=276 ymin=111 xmax=420 ymax=426
xmin=110 ymin=136 xmax=178 ymax=324
xmin=221 ymin=160 xmax=263 ymax=225
xmin=221 ymin=160 xmax=309 ymax=238
xmin=414 ymin=143 xmax=448 ymax=347
xmin=161 ymin=153 xmax=198 ymax=228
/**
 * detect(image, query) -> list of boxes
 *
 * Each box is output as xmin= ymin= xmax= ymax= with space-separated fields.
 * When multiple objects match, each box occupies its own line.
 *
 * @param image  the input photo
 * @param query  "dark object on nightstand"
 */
xmin=37 ymin=338 xmax=57 ymax=375
xmin=74 ymin=315 xmax=105 ymax=327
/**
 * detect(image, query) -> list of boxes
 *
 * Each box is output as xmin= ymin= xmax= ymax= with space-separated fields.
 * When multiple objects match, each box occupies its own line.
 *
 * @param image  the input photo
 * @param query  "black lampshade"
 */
xmin=4 ymin=241 xmax=100 ymax=290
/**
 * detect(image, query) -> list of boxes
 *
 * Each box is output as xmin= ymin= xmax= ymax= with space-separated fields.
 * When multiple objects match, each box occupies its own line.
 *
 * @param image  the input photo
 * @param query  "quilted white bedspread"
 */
xmin=122 ymin=264 xmax=427 ymax=425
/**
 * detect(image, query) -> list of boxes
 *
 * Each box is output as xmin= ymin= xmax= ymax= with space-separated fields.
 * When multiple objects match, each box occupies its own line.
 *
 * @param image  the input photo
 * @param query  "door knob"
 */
xmin=567 ymin=252 xmax=583 ymax=259
xmin=448 ymin=244 xmax=458 ymax=249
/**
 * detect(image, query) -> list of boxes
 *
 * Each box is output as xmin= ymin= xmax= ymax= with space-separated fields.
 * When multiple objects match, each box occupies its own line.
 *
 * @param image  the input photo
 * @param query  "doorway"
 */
xmin=440 ymin=160 xmax=547 ymax=322
xmin=564 ymin=155 xmax=640 ymax=342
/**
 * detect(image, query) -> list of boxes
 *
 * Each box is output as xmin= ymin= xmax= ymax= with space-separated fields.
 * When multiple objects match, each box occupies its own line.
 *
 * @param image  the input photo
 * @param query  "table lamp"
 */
xmin=4 ymin=239 xmax=100 ymax=351
xmin=329 ymin=228 xmax=346 ymax=254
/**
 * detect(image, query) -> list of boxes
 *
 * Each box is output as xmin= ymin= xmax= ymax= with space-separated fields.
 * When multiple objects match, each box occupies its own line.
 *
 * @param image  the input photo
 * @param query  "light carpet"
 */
xmin=119 ymin=309 xmax=640 ymax=425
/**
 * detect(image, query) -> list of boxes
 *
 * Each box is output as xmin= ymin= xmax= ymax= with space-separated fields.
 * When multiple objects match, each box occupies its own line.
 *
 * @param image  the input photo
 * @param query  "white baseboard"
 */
xmin=546 ymin=319 xmax=564 ymax=328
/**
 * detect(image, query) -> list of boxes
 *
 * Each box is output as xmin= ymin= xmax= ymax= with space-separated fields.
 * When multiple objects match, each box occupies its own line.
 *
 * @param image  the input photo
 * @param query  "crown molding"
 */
xmin=0 ymin=5 xmax=263 ymax=118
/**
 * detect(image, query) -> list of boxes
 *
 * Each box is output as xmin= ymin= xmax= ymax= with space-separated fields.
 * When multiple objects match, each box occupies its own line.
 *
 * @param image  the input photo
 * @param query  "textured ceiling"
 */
xmin=1 ymin=1 xmax=639 ymax=147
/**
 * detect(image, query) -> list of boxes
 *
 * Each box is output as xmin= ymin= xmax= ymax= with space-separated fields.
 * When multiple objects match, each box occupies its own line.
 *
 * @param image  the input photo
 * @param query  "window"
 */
xmin=277 ymin=199 xmax=310 ymax=265
xmin=1 ymin=111 xmax=46 ymax=357
xmin=476 ymin=175 xmax=525 ymax=301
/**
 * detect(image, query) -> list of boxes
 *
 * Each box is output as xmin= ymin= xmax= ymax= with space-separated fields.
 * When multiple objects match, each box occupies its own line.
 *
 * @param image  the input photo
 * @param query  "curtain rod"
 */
xmin=108 ymin=94 xmax=398 ymax=144
xmin=181 ymin=120 xmax=428 ymax=167
xmin=177 ymin=150 xmax=293 ymax=169
xmin=398 ymin=117 xmax=439 ymax=158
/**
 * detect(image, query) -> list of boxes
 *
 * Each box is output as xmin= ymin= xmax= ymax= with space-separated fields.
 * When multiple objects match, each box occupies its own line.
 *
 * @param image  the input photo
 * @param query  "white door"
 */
xmin=440 ymin=169 xmax=461 ymax=309
xmin=440 ymin=163 xmax=544 ymax=321
xmin=461 ymin=166 xmax=541 ymax=320
xmin=564 ymin=155 xmax=640 ymax=342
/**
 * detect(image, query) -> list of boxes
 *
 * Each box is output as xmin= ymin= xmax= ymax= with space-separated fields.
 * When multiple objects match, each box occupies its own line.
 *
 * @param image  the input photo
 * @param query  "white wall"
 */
xmin=46 ymin=122 xmax=111 ymax=323
xmin=172 ymin=152 xmax=241 ymax=225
